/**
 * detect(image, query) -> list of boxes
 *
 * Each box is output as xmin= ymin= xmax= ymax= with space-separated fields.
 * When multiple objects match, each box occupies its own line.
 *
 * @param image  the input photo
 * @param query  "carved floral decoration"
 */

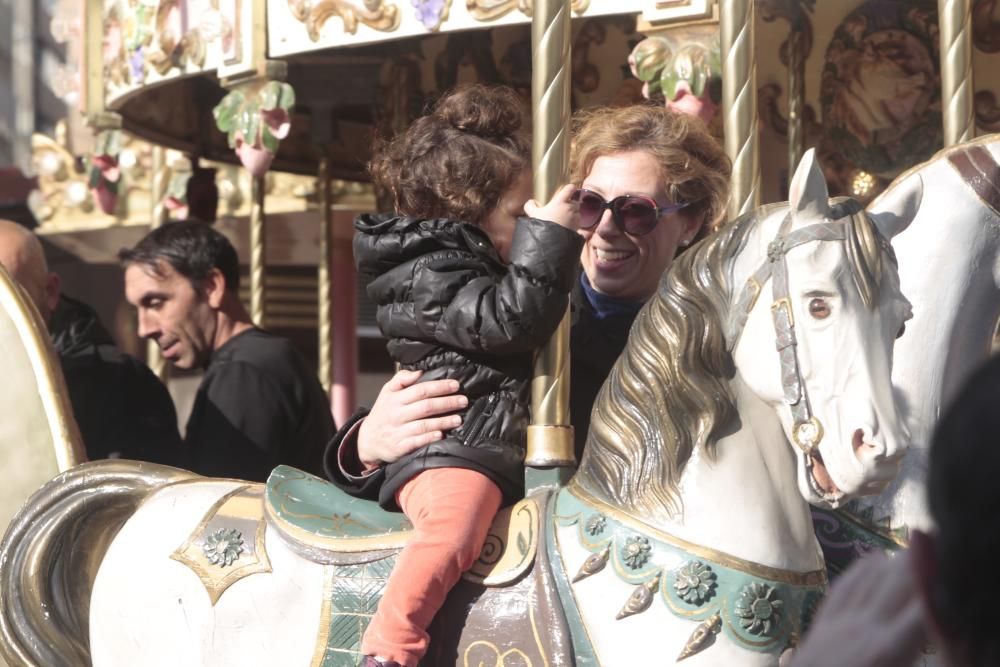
xmin=584 ymin=514 xmax=607 ymax=536
xmin=673 ymin=560 xmax=717 ymax=605
xmin=287 ymin=0 xmax=400 ymax=41
xmin=213 ymin=81 xmax=296 ymax=177
xmin=464 ymin=0 xmax=589 ymax=22
xmin=412 ymin=0 xmax=450 ymax=31
xmin=621 ymin=535 xmax=652 ymax=570
xmin=735 ymin=583 xmax=783 ymax=636
xmin=628 ymin=34 xmax=721 ymax=125
xmin=89 ymin=130 xmax=123 ymax=215
xmin=203 ymin=528 xmax=245 ymax=567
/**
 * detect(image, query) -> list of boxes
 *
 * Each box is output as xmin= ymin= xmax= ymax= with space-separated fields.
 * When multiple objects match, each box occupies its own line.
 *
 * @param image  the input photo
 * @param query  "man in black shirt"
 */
xmin=120 ymin=221 xmax=334 ymax=481
xmin=0 ymin=219 xmax=184 ymax=464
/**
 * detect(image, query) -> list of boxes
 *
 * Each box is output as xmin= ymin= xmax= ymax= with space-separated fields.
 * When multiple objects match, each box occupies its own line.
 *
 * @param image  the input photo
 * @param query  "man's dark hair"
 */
xmin=119 ymin=221 xmax=240 ymax=293
xmin=928 ymin=353 xmax=1000 ymax=666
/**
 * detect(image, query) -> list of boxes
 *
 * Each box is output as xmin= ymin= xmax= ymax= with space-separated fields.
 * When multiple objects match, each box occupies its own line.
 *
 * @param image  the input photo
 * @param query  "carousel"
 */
xmin=1 ymin=0 xmax=999 ymax=665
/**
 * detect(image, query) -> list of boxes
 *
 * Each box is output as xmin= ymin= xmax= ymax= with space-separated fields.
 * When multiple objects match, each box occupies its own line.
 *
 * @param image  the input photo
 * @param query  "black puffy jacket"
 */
xmin=50 ymin=295 xmax=186 ymax=465
xmin=354 ymin=213 xmax=583 ymax=508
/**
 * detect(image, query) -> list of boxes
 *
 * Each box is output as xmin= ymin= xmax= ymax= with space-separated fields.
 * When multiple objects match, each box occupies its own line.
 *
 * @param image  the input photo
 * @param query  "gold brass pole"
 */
xmin=526 ymin=0 xmax=575 ymax=481
xmin=721 ymin=0 xmax=760 ymax=219
xmin=250 ymin=175 xmax=267 ymax=326
xmin=787 ymin=28 xmax=805 ymax=182
xmin=317 ymin=158 xmax=333 ymax=392
xmin=146 ymin=145 xmax=169 ymax=381
xmin=938 ymin=0 xmax=974 ymax=146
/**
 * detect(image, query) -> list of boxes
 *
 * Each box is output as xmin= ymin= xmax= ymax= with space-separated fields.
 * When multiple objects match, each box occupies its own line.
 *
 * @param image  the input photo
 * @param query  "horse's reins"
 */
xmin=725 ymin=200 xmax=873 ymax=454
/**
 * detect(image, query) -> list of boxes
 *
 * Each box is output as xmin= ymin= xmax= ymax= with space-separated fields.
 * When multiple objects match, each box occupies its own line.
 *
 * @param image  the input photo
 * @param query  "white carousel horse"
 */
xmin=0 ymin=151 xmax=915 ymax=667
xmin=0 ymin=262 xmax=83 ymax=531
xmin=813 ymin=135 xmax=1000 ymax=572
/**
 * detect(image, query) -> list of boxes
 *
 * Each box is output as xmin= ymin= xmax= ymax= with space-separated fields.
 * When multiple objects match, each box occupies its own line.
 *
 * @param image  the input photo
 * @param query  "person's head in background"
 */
xmin=570 ymin=104 xmax=731 ymax=302
xmin=0 ymin=219 xmax=60 ymax=323
xmin=912 ymin=353 xmax=1000 ymax=666
xmin=119 ymin=221 xmax=248 ymax=371
xmin=370 ymin=84 xmax=532 ymax=263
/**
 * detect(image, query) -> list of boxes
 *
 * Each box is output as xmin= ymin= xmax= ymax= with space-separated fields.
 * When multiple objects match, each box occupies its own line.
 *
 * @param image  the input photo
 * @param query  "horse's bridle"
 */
xmin=725 ymin=200 xmax=885 ymax=454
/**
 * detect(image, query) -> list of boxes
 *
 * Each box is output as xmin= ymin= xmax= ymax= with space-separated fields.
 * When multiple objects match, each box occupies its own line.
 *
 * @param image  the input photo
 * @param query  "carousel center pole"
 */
xmin=938 ymin=0 xmax=974 ymax=146
xmin=147 ymin=145 xmax=170 ymax=380
xmin=721 ymin=0 xmax=760 ymax=219
xmin=526 ymin=0 xmax=575 ymax=491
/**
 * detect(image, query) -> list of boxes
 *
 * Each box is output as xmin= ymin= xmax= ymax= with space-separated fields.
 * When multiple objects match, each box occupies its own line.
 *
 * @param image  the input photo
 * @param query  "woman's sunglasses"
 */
xmin=571 ymin=188 xmax=689 ymax=236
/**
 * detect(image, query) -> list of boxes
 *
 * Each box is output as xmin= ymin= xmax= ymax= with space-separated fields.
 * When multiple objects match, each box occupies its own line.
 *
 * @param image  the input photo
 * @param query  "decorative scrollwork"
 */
xmin=464 ymin=0 xmax=586 ymax=22
xmin=287 ymin=0 xmax=400 ymax=39
xmin=974 ymin=0 xmax=1000 ymax=53
xmin=758 ymin=0 xmax=816 ymax=66
xmin=976 ymin=90 xmax=1000 ymax=131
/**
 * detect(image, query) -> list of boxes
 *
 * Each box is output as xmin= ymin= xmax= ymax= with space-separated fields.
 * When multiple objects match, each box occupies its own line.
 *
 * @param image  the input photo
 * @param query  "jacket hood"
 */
xmin=50 ymin=295 xmax=115 ymax=356
xmin=353 ymin=213 xmax=501 ymax=279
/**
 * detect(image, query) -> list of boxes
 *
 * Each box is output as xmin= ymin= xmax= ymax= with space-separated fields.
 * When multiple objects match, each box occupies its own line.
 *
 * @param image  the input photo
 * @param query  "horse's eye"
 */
xmin=808 ymin=298 xmax=831 ymax=320
xmin=897 ymin=322 xmax=906 ymax=339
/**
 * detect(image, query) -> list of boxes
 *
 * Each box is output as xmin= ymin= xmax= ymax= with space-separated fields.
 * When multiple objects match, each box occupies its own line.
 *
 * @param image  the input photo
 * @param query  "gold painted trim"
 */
xmin=309 ymin=566 xmax=337 ymax=667
xmin=0 ymin=264 xmax=84 ymax=471
xmin=568 ymin=483 xmax=826 ymax=587
xmin=463 ymin=498 xmax=538 ymax=585
xmin=770 ymin=297 xmax=793 ymax=327
xmin=528 ymin=605 xmax=551 ymax=667
xmin=463 ymin=641 xmax=534 ymax=667
xmin=264 ymin=497 xmax=412 ymax=552
xmin=744 ymin=277 xmax=761 ymax=313
xmin=169 ymin=485 xmax=273 ymax=605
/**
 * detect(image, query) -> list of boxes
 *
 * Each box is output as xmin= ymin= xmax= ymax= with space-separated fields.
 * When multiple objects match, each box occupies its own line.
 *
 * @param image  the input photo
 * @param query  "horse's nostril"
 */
xmin=853 ymin=428 xmax=886 ymax=461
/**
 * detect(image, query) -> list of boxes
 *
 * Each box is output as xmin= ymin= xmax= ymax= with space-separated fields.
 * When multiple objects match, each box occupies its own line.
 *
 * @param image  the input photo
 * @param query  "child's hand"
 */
xmin=524 ymin=183 xmax=579 ymax=230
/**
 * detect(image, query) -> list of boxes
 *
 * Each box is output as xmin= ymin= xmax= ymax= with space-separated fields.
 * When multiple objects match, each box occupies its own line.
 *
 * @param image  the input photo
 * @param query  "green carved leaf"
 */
xmin=261 ymin=127 xmax=279 ymax=153
xmin=689 ymin=64 xmax=705 ymax=98
xmin=240 ymin=104 xmax=261 ymax=145
xmin=213 ymin=90 xmax=244 ymax=133
xmin=660 ymin=68 xmax=680 ymax=102
xmin=261 ymin=81 xmax=296 ymax=111
xmin=517 ymin=531 xmax=528 ymax=556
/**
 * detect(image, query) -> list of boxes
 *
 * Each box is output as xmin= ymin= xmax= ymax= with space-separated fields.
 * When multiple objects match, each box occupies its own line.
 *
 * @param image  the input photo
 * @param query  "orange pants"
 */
xmin=360 ymin=467 xmax=502 ymax=667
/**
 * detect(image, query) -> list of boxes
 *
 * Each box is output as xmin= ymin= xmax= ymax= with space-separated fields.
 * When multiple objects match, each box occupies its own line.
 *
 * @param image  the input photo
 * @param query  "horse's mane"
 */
xmin=575 ymin=200 xmax=890 ymax=521
xmin=575 ymin=212 xmax=753 ymax=520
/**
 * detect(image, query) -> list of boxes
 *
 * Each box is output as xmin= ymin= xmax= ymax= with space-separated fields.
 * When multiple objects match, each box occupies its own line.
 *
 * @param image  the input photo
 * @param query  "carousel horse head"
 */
xmin=577 ymin=149 xmax=916 ymax=520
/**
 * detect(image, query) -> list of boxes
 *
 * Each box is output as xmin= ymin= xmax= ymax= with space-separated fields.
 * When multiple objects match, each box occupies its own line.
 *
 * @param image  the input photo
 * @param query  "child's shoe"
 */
xmin=358 ymin=656 xmax=404 ymax=667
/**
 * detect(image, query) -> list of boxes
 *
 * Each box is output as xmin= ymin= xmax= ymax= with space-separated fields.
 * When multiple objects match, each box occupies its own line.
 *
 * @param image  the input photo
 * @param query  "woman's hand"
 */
xmin=525 ymin=183 xmax=579 ymax=230
xmin=357 ymin=370 xmax=468 ymax=469
xmin=788 ymin=551 xmax=927 ymax=667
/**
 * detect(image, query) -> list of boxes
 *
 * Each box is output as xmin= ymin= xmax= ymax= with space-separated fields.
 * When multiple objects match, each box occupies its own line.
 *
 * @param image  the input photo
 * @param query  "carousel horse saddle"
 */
xmin=264 ymin=465 xmax=539 ymax=584
xmin=264 ymin=467 xmax=574 ymax=666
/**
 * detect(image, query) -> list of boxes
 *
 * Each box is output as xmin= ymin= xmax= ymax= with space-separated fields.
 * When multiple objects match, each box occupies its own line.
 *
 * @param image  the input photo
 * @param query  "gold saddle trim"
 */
xmin=266 ymin=496 xmax=540 ymax=587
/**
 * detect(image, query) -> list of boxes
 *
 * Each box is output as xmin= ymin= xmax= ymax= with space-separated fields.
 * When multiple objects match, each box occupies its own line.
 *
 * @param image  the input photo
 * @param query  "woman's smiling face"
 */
xmin=579 ymin=151 xmax=703 ymax=301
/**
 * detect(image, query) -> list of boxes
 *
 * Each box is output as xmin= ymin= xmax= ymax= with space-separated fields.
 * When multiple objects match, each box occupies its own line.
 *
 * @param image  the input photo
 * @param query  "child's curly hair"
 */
xmin=370 ymin=85 xmax=531 ymax=225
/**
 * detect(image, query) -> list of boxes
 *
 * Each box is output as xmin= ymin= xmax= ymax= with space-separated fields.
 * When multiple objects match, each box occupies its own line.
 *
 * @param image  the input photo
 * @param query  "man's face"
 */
xmin=124 ymin=262 xmax=217 ymax=370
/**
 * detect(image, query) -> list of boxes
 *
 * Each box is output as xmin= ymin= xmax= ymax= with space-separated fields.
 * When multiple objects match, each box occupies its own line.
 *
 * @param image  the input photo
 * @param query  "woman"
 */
xmin=325 ymin=103 xmax=731 ymax=490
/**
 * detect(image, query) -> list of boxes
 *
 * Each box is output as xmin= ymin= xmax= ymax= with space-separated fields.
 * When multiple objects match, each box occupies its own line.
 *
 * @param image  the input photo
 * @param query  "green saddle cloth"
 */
xmin=265 ymin=465 xmax=412 ymax=551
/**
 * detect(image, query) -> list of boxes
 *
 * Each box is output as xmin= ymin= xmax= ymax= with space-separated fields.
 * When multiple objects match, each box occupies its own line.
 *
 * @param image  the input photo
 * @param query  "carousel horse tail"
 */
xmin=0 ymin=460 xmax=197 ymax=667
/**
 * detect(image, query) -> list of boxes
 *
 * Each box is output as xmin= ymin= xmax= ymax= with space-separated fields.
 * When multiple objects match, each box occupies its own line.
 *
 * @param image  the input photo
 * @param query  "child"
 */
xmin=353 ymin=85 xmax=582 ymax=667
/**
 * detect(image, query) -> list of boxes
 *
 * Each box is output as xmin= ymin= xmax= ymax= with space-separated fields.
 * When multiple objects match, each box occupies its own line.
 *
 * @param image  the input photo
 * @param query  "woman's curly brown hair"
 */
xmin=370 ymin=85 xmax=531 ymax=225
xmin=570 ymin=104 xmax=731 ymax=235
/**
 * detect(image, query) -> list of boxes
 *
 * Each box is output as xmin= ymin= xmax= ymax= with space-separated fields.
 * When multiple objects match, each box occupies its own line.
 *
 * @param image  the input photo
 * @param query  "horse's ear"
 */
xmin=868 ymin=173 xmax=924 ymax=239
xmin=789 ymin=149 xmax=830 ymax=221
